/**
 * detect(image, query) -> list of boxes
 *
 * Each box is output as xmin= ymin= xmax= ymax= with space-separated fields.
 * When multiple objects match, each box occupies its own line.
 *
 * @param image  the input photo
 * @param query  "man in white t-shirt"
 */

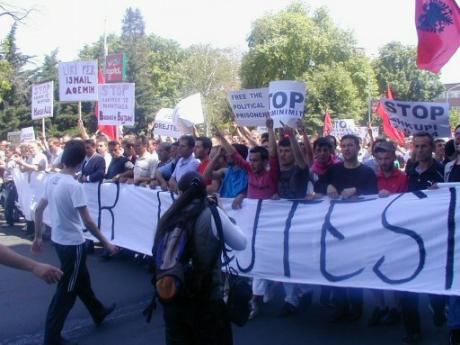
xmin=32 ymin=140 xmax=118 ymax=345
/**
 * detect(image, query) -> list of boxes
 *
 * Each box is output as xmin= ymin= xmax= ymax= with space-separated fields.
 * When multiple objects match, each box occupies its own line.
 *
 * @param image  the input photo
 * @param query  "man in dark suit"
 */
xmin=78 ymin=139 xmax=105 ymax=183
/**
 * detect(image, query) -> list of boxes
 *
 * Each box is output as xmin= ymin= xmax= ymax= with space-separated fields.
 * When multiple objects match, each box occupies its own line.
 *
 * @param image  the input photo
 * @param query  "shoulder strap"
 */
xmin=208 ymin=203 xmax=232 ymax=268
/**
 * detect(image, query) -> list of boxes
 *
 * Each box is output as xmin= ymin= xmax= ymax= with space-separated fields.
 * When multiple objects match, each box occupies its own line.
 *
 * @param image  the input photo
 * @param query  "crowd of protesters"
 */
xmin=0 ymin=117 xmax=459 ymax=345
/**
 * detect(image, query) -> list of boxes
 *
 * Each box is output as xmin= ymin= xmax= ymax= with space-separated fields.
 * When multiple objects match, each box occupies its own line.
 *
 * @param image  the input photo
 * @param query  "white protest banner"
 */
xmin=382 ymin=98 xmax=451 ymax=138
xmin=31 ymin=81 xmax=53 ymax=120
xmin=172 ymin=93 xmax=204 ymax=130
xmin=20 ymin=127 xmax=35 ymax=143
xmin=58 ymin=60 xmax=98 ymax=102
xmin=7 ymin=131 xmax=21 ymax=145
xmin=268 ymin=80 xmax=305 ymax=128
xmin=13 ymin=170 xmax=460 ymax=296
xmin=331 ymin=119 xmax=356 ymax=138
xmin=356 ymin=126 xmax=379 ymax=140
xmin=97 ymin=83 xmax=135 ymax=126
xmin=153 ymin=108 xmax=182 ymax=139
xmin=227 ymin=88 xmax=269 ymax=126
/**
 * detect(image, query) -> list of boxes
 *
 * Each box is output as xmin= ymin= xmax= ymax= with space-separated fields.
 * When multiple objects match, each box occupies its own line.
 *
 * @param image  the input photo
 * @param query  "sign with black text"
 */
xmin=227 ymin=88 xmax=269 ymax=126
xmin=268 ymin=80 xmax=305 ymax=128
xmin=153 ymin=108 xmax=182 ymax=138
xmin=31 ymin=81 xmax=53 ymax=120
xmin=97 ymin=83 xmax=135 ymax=126
xmin=382 ymin=98 xmax=451 ymax=138
xmin=58 ymin=60 xmax=98 ymax=102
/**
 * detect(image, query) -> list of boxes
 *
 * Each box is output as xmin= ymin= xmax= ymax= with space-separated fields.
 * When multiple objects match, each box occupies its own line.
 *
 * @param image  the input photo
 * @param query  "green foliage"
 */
xmin=178 ymin=44 xmax=240 ymax=131
xmin=373 ymin=42 xmax=444 ymax=101
xmin=240 ymin=2 xmax=378 ymax=133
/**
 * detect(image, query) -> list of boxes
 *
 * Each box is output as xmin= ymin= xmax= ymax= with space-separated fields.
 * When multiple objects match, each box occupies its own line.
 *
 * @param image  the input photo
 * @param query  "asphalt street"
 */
xmin=0 ymin=218 xmax=451 ymax=345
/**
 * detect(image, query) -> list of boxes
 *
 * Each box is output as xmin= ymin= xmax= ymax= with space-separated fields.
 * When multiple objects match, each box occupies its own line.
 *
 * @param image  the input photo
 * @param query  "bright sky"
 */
xmin=1 ymin=0 xmax=459 ymax=84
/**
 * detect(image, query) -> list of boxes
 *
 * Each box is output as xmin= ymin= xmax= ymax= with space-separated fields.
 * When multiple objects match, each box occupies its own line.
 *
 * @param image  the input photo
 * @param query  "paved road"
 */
xmin=0 ymin=220 xmax=450 ymax=345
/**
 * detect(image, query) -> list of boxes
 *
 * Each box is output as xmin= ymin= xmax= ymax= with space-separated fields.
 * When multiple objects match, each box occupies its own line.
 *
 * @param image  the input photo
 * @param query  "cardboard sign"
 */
xmin=382 ymin=98 xmax=451 ymax=138
xmin=268 ymin=80 xmax=306 ymax=128
xmin=97 ymin=83 xmax=135 ymax=126
xmin=356 ymin=126 xmax=379 ymax=140
xmin=105 ymin=53 xmax=126 ymax=83
xmin=153 ymin=108 xmax=182 ymax=139
xmin=227 ymin=88 xmax=269 ymax=126
xmin=172 ymin=93 xmax=204 ymax=127
xmin=331 ymin=119 xmax=356 ymax=138
xmin=20 ymin=127 xmax=35 ymax=143
xmin=7 ymin=131 xmax=21 ymax=144
xmin=31 ymin=81 xmax=53 ymax=120
xmin=58 ymin=60 xmax=98 ymax=102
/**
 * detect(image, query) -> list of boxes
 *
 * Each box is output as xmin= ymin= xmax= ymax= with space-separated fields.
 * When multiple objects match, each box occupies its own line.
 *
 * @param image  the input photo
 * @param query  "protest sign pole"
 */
xmin=78 ymin=101 xmax=82 ymax=121
xmin=41 ymin=118 xmax=46 ymax=139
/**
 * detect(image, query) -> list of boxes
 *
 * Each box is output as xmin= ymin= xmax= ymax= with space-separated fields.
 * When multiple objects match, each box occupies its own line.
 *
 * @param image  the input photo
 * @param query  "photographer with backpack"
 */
xmin=153 ymin=171 xmax=247 ymax=345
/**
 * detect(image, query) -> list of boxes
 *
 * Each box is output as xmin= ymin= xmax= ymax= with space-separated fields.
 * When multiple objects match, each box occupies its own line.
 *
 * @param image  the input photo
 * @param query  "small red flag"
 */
xmin=323 ymin=111 xmax=332 ymax=136
xmin=416 ymin=0 xmax=460 ymax=73
xmin=95 ymin=68 xmax=117 ymax=140
xmin=376 ymin=86 xmax=405 ymax=146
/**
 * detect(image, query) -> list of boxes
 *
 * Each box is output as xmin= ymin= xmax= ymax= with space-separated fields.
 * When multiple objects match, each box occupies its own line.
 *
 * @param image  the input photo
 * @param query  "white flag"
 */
xmin=172 ymin=93 xmax=204 ymax=129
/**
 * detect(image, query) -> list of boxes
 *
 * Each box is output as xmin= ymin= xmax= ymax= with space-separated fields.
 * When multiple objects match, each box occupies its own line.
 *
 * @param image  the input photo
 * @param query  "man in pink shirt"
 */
xmin=216 ymin=118 xmax=279 ymax=319
xmin=216 ymin=118 xmax=279 ymax=204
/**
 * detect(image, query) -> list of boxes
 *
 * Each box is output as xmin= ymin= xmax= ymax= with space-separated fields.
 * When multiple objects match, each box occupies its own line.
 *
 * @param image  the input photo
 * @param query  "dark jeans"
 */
xmin=399 ymin=292 xmax=445 ymax=336
xmin=332 ymin=287 xmax=363 ymax=315
xmin=163 ymin=298 xmax=232 ymax=345
xmin=4 ymin=181 xmax=18 ymax=225
xmin=44 ymin=243 xmax=106 ymax=345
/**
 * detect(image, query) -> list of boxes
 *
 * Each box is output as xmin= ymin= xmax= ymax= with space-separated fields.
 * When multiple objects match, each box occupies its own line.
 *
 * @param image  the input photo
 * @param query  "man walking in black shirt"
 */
xmin=325 ymin=134 xmax=378 ymax=322
xmin=402 ymin=132 xmax=445 ymax=345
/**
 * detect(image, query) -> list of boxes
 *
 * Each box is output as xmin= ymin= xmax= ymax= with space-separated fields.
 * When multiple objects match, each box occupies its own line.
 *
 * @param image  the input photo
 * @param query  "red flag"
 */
xmin=95 ymin=68 xmax=117 ymax=140
xmin=416 ymin=0 xmax=460 ymax=73
xmin=376 ymin=86 xmax=405 ymax=146
xmin=323 ymin=111 xmax=332 ymax=136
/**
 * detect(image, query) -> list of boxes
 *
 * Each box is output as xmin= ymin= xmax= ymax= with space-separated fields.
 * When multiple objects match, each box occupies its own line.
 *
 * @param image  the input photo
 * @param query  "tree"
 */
xmin=121 ymin=7 xmax=155 ymax=133
xmin=240 ymin=2 xmax=378 ymax=133
xmin=178 ymin=44 xmax=240 ymax=131
xmin=373 ymin=42 xmax=444 ymax=101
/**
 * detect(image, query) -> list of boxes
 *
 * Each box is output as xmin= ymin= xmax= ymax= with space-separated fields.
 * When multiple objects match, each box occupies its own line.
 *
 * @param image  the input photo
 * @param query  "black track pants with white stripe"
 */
xmin=44 ymin=242 xmax=105 ymax=344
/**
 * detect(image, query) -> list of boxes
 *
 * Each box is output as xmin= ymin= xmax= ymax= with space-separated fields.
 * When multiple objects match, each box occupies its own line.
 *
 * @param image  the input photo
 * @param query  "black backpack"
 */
xmin=208 ymin=204 xmax=252 ymax=327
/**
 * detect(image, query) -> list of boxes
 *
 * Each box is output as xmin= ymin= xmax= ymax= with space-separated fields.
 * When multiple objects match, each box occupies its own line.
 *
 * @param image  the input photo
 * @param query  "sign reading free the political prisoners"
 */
xmin=98 ymin=83 xmax=135 ymax=126
xmin=31 ymin=81 xmax=53 ymax=120
xmin=227 ymin=88 xmax=269 ymax=126
xmin=58 ymin=61 xmax=98 ymax=102
xmin=228 ymin=80 xmax=306 ymax=128
xmin=382 ymin=98 xmax=451 ymax=138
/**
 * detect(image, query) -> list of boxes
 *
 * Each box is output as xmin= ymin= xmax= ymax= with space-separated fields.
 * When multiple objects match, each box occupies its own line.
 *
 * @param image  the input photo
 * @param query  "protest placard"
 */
xmin=331 ymin=119 xmax=356 ymax=138
xmin=153 ymin=108 xmax=182 ymax=138
xmin=58 ymin=60 xmax=98 ymax=102
xmin=105 ymin=53 xmax=126 ymax=82
xmin=20 ymin=127 xmax=35 ymax=143
xmin=31 ymin=81 xmax=53 ymax=120
xmin=7 ymin=131 xmax=21 ymax=144
xmin=172 ymin=93 xmax=204 ymax=128
xmin=382 ymin=98 xmax=451 ymax=138
xmin=227 ymin=88 xmax=269 ymax=126
xmin=97 ymin=83 xmax=135 ymax=126
xmin=356 ymin=126 xmax=379 ymax=140
xmin=268 ymin=80 xmax=305 ymax=128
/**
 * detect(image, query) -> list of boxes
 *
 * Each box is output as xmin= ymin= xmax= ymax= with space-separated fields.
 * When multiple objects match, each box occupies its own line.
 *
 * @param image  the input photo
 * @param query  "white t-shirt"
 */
xmin=133 ymin=152 xmax=158 ymax=180
xmin=44 ymin=173 xmax=87 ymax=245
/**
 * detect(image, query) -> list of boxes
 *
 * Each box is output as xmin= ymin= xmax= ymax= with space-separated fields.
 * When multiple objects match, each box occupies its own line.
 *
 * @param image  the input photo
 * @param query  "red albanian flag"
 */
xmin=95 ymin=68 xmax=117 ymax=140
xmin=416 ymin=0 xmax=460 ymax=73
xmin=376 ymin=86 xmax=406 ymax=146
xmin=323 ymin=111 xmax=332 ymax=136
